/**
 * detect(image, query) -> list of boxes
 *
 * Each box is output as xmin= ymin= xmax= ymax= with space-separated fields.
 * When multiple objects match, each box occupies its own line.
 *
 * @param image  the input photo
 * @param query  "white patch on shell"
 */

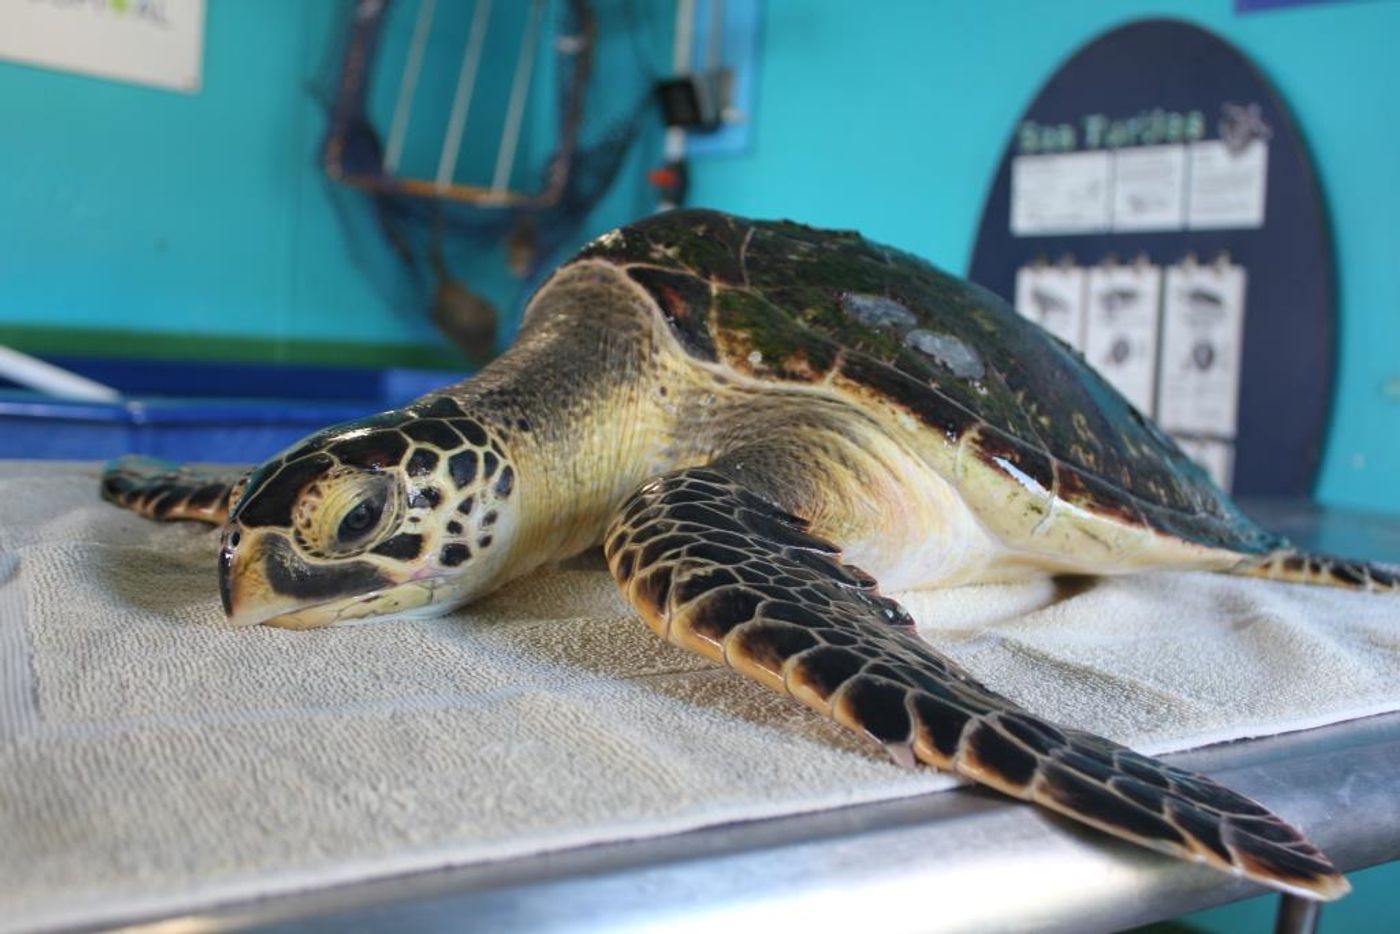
xmin=904 ymin=329 xmax=985 ymax=380
xmin=840 ymin=293 xmax=918 ymax=331
xmin=590 ymin=229 xmax=623 ymax=249
xmin=992 ymin=455 xmax=1049 ymax=496
xmin=747 ymin=350 xmax=763 ymax=365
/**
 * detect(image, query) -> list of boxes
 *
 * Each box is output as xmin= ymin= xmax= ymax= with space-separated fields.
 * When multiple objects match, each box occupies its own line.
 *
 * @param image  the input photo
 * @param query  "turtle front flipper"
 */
xmin=101 ymin=455 xmax=248 ymax=525
xmin=604 ymin=466 xmax=1349 ymax=901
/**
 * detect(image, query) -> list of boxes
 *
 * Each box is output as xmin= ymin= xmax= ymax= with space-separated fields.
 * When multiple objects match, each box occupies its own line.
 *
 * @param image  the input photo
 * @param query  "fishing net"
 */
xmin=319 ymin=0 xmax=661 ymax=362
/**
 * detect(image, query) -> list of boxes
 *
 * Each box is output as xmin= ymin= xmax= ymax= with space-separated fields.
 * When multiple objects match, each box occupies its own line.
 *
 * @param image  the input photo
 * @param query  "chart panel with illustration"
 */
xmin=970 ymin=20 xmax=1334 ymax=497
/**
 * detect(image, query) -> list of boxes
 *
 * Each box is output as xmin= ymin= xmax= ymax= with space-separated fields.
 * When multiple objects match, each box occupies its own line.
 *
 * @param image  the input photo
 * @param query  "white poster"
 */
xmin=1157 ymin=261 xmax=1247 ymax=438
xmin=1187 ymin=140 xmax=1268 ymax=229
xmin=1015 ymin=264 xmax=1087 ymax=349
xmin=1011 ymin=151 xmax=1112 ymax=235
xmin=1083 ymin=262 xmax=1162 ymax=415
xmin=0 ymin=0 xmax=205 ymax=93
xmin=1111 ymin=145 xmax=1187 ymax=232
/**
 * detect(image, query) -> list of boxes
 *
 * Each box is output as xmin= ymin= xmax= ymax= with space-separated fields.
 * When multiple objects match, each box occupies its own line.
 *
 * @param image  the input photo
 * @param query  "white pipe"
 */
xmin=436 ymin=0 xmax=494 ymax=191
xmin=0 ymin=346 xmax=120 ymax=402
xmin=491 ymin=0 xmax=545 ymax=194
xmin=384 ymin=0 xmax=437 ymax=175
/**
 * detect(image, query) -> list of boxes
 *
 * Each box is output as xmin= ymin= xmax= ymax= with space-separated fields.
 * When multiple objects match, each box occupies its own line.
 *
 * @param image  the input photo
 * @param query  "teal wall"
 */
xmin=0 ymin=0 xmax=1396 ymax=512
xmin=1 ymin=2 xmax=417 ymax=358
xmin=684 ymin=0 xmax=1400 ymax=514
xmin=0 ymin=0 xmax=582 ymax=367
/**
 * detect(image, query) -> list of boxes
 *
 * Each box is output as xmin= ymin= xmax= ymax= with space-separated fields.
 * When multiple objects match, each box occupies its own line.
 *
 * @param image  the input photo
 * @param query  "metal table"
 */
xmin=111 ymin=502 xmax=1400 ymax=934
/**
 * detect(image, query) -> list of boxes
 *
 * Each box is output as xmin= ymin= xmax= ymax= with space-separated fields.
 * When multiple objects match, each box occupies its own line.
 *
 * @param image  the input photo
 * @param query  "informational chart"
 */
xmin=971 ymin=20 xmax=1334 ymax=496
xmin=0 ymin=0 xmax=205 ymax=93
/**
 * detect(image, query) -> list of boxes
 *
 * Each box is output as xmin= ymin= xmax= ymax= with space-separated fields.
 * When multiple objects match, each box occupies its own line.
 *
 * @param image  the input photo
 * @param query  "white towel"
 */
xmin=1 ymin=462 xmax=1397 ymax=932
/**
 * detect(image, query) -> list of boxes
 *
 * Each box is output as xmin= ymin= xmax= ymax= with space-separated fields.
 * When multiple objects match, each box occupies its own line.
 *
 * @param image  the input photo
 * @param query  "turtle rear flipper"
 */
xmin=605 ymin=464 xmax=1350 ymax=901
xmin=101 ymin=455 xmax=247 ymax=525
xmin=1233 ymin=550 xmax=1400 ymax=593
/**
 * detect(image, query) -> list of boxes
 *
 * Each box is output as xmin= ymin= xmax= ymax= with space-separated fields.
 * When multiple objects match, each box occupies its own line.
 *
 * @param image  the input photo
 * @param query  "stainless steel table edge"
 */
xmin=96 ymin=708 xmax=1400 ymax=934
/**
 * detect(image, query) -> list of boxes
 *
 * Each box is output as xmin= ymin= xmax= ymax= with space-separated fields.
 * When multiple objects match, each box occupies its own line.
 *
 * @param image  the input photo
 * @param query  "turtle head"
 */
xmin=219 ymin=400 xmax=520 ymax=628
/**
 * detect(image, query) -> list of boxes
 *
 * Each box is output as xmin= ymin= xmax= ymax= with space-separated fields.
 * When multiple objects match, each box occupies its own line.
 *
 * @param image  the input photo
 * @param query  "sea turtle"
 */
xmin=103 ymin=209 xmax=1398 ymax=902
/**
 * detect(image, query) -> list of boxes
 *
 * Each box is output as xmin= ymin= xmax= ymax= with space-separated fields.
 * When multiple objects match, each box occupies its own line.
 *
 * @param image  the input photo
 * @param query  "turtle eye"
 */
xmin=337 ymin=496 xmax=383 ymax=543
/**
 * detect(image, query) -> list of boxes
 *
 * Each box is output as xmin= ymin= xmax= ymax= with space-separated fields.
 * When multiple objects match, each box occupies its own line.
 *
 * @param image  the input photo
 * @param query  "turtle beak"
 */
xmin=219 ymin=526 xmax=301 ymax=627
xmin=219 ymin=526 xmax=395 ymax=629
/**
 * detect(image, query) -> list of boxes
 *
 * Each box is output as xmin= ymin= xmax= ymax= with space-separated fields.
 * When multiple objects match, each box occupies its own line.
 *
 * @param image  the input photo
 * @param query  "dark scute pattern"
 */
xmin=639 ymin=533 xmax=695 ymax=567
xmin=440 ymin=543 xmax=471 ymax=567
xmin=1111 ymin=775 xmax=1168 ymax=813
xmin=790 ymin=646 xmax=864 ymax=700
xmin=263 ymin=535 xmax=388 ymax=600
xmin=1165 ymin=799 xmax=1233 ymax=864
xmin=1056 ymin=748 xmax=1118 ymax=784
xmin=967 ymin=722 xmax=1039 ymax=787
xmin=603 ymin=465 xmax=1344 ymax=899
xmin=764 ymin=601 xmax=835 ymax=630
xmin=420 ymin=397 xmax=464 ymax=419
xmin=910 ymin=693 xmax=973 ymax=758
xmin=236 ymin=453 xmax=334 ymax=528
xmin=1330 ymin=562 xmax=1366 ymax=586
xmin=495 ymin=466 xmax=515 ymax=498
xmin=730 ymin=623 xmax=819 ymax=671
xmin=689 ymin=588 xmax=763 ymax=642
xmin=187 ymin=483 xmax=227 ymax=509
xmin=580 ymin=209 xmax=1281 ymax=553
xmin=1236 ymin=835 xmax=1338 ymax=882
xmin=1040 ymin=761 xmax=1188 ymax=848
xmin=329 ymin=431 xmax=410 ymax=470
xmin=371 ymin=533 xmax=423 ymax=561
xmin=1233 ymin=815 xmax=1314 ymax=846
xmin=996 ymin=716 xmax=1067 ymax=758
xmin=634 ymin=566 xmax=673 ymax=617
xmin=668 ymin=502 xmax=746 ymax=532
xmin=452 ymin=418 xmax=489 ymax=447
xmin=403 ymin=419 xmax=463 ymax=449
xmin=406 ymin=449 xmax=439 ymax=477
xmin=151 ymin=491 xmax=181 ymax=519
xmin=1371 ymin=565 xmax=1399 ymax=587
xmin=673 ymin=567 xmax=741 ymax=605
xmin=448 ymin=451 xmax=479 ymax=489
xmin=839 ymin=677 xmax=912 ymax=744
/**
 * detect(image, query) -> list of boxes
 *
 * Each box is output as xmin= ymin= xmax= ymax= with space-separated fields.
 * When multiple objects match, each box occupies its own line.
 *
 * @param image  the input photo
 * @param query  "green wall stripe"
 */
xmin=0 ymin=325 xmax=467 ymax=371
